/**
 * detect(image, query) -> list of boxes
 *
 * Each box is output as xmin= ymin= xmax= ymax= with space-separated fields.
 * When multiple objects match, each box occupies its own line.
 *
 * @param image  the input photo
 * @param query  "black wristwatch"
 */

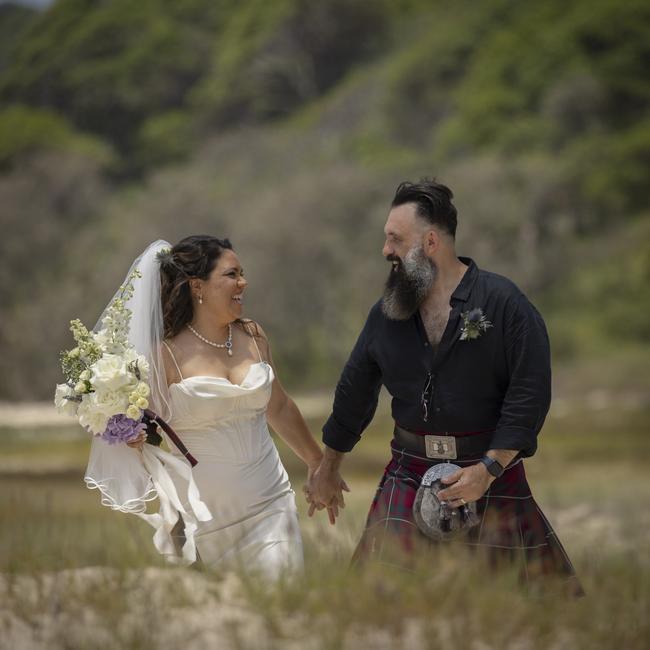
xmin=479 ymin=455 xmax=504 ymax=478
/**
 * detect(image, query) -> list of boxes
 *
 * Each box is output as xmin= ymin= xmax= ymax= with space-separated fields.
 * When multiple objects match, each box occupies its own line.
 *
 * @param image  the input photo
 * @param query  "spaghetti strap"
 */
xmin=246 ymin=323 xmax=264 ymax=363
xmin=162 ymin=340 xmax=184 ymax=381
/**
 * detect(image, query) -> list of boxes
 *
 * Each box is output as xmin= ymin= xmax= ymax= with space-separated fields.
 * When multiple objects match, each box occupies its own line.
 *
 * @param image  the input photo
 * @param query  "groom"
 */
xmin=308 ymin=178 xmax=582 ymax=593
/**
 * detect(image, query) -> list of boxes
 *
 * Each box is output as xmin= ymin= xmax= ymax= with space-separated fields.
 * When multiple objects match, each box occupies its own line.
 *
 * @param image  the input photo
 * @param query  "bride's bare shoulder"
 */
xmin=236 ymin=319 xmax=271 ymax=361
xmin=236 ymin=318 xmax=268 ymax=341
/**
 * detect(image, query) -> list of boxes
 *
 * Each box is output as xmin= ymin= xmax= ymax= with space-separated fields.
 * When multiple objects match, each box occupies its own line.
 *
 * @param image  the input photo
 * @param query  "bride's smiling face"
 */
xmin=194 ymin=249 xmax=247 ymax=322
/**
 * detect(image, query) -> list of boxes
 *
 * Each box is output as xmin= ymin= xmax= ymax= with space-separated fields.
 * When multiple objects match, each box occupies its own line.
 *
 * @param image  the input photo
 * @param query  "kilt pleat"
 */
xmin=352 ymin=441 xmax=583 ymax=596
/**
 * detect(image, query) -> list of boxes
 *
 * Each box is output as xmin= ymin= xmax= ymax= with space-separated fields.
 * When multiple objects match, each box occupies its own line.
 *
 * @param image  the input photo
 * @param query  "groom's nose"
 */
xmin=382 ymin=240 xmax=394 ymax=258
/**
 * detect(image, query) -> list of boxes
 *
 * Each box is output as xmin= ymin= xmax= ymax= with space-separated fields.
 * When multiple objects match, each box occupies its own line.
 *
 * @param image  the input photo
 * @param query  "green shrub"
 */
xmin=0 ymin=104 xmax=111 ymax=169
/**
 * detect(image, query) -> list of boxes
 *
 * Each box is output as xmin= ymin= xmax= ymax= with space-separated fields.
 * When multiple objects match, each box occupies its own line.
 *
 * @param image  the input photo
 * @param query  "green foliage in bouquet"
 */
xmin=59 ymin=320 xmax=102 ymax=387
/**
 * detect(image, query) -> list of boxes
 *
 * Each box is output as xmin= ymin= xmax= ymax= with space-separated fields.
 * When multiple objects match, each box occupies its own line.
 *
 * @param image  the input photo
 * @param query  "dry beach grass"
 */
xmin=1 ymin=353 xmax=649 ymax=650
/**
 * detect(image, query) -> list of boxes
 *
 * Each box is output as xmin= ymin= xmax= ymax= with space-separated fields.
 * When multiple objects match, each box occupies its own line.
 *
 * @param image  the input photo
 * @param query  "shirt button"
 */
xmin=424 ymin=342 xmax=429 ymax=347
xmin=435 ymin=407 xmax=441 ymax=413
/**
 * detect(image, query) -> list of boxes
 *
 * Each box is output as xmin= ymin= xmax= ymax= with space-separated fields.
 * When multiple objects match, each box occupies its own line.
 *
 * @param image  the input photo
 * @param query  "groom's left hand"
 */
xmin=437 ymin=463 xmax=493 ymax=505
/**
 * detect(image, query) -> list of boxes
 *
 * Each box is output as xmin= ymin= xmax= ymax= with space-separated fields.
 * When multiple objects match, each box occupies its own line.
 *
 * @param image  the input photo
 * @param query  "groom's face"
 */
xmin=381 ymin=204 xmax=437 ymax=320
xmin=382 ymin=204 xmax=422 ymax=262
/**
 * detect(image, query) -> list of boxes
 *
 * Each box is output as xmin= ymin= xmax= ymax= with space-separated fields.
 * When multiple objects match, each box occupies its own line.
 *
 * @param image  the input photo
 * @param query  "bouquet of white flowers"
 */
xmin=54 ymin=241 xmax=210 ymax=565
xmin=55 ymin=269 xmax=153 ymax=444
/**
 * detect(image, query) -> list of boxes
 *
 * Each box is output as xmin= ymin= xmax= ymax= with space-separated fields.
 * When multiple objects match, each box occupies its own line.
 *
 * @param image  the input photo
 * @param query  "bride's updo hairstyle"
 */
xmin=158 ymin=235 xmax=233 ymax=339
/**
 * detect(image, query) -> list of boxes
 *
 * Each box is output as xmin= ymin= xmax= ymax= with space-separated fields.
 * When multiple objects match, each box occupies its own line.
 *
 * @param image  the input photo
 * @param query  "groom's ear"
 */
xmin=423 ymin=228 xmax=440 ymax=255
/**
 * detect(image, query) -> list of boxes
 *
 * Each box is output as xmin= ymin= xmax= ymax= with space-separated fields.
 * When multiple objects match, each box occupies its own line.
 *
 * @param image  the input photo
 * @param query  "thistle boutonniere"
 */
xmin=460 ymin=307 xmax=492 ymax=341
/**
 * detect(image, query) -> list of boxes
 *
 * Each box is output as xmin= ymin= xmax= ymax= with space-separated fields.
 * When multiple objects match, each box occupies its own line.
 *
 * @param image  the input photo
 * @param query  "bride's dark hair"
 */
xmin=159 ymin=235 xmax=238 ymax=339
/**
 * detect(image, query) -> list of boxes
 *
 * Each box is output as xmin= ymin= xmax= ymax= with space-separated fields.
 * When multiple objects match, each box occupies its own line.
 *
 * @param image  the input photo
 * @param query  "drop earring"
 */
xmin=198 ymin=292 xmax=203 ymax=305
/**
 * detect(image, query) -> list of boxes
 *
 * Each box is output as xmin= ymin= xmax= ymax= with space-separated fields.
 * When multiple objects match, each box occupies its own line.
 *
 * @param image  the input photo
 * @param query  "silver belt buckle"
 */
xmin=424 ymin=434 xmax=457 ymax=460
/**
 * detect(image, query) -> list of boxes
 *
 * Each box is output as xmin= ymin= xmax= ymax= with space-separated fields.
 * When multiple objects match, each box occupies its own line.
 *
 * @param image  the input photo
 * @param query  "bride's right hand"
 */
xmin=304 ymin=466 xmax=350 ymax=525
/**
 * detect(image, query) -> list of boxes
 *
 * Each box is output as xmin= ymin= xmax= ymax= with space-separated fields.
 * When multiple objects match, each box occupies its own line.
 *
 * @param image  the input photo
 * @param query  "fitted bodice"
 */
xmin=166 ymin=361 xmax=276 ymax=463
xmin=157 ymin=349 xmax=301 ymax=574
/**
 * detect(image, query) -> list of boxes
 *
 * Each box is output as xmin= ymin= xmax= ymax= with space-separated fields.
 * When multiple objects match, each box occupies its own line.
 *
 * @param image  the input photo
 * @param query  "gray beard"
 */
xmin=381 ymin=246 xmax=436 ymax=321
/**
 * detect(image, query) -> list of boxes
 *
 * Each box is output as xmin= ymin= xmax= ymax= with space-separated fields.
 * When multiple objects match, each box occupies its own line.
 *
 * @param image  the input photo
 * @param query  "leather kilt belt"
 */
xmin=393 ymin=424 xmax=494 ymax=460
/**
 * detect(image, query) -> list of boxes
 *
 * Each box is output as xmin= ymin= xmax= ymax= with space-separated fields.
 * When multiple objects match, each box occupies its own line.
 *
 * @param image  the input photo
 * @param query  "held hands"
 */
xmin=436 ymin=462 xmax=494 ymax=506
xmin=303 ymin=461 xmax=350 ymax=525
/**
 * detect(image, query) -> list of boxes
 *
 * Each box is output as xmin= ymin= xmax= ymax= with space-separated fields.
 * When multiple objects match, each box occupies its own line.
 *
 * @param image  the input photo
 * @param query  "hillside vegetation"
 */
xmin=0 ymin=0 xmax=648 ymax=399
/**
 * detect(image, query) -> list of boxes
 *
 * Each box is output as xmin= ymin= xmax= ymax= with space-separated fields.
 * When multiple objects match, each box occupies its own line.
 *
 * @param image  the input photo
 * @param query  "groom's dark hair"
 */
xmin=391 ymin=178 xmax=457 ymax=238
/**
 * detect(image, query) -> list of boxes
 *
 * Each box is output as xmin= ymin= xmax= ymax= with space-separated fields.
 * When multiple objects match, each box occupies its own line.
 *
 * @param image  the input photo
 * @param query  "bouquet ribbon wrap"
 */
xmin=143 ymin=409 xmax=198 ymax=467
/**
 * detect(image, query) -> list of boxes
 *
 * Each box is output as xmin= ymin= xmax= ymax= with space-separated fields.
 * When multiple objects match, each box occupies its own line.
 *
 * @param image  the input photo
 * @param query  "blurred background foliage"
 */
xmin=0 ymin=0 xmax=648 ymax=400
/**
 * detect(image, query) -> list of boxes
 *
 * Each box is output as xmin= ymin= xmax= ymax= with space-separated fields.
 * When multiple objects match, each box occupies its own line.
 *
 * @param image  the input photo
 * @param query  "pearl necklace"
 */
xmin=187 ymin=323 xmax=233 ymax=356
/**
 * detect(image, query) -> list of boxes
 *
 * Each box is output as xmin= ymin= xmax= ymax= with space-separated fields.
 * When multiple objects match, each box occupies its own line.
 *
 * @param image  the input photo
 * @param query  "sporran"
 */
xmin=413 ymin=463 xmax=480 ymax=540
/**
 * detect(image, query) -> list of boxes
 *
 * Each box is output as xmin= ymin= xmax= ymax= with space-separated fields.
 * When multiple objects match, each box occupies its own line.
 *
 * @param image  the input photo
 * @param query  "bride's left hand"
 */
xmin=127 ymin=432 xmax=147 ymax=450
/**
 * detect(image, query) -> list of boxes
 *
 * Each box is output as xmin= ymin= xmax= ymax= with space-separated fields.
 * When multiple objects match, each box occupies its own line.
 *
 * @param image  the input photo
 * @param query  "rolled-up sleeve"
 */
xmin=490 ymin=294 xmax=551 ymax=457
xmin=322 ymin=305 xmax=383 ymax=452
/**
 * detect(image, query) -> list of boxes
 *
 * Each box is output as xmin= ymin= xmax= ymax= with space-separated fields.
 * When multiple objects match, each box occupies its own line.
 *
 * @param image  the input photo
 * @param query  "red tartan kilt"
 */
xmin=352 ymin=441 xmax=583 ymax=595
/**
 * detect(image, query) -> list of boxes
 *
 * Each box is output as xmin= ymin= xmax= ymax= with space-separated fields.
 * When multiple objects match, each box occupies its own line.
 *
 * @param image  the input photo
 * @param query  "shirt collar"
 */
xmin=451 ymin=256 xmax=479 ymax=303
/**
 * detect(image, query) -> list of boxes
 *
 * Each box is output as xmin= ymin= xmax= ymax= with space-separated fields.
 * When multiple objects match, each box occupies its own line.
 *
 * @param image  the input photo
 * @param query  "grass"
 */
xmin=1 ymin=358 xmax=649 ymax=648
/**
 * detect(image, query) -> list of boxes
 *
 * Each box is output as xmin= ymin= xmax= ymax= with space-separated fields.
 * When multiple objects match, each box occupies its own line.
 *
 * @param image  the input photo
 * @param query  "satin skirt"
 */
xmin=172 ymin=430 xmax=304 ymax=579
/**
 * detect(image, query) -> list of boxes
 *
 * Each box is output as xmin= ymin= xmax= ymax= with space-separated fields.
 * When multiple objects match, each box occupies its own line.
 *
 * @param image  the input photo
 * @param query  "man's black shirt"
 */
xmin=322 ymin=257 xmax=551 ymax=457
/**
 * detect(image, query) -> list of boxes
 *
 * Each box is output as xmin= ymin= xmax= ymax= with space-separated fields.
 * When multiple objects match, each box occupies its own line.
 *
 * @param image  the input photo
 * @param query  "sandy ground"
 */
xmin=0 ymin=568 xmax=261 ymax=650
xmin=0 ymin=566 xmax=438 ymax=650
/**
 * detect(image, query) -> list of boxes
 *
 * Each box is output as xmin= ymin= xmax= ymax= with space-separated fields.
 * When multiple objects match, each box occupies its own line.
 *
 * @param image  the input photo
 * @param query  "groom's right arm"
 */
xmin=309 ymin=304 xmax=383 ymax=509
xmin=322 ymin=302 xmax=383 ymax=452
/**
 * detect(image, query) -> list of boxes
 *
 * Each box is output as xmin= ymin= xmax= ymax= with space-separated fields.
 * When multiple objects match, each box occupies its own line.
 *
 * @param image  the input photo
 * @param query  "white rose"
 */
xmin=77 ymin=390 xmax=130 ymax=434
xmin=124 ymin=349 xmax=150 ymax=382
xmin=94 ymin=389 xmax=130 ymax=416
xmin=136 ymin=382 xmax=150 ymax=397
xmin=137 ymin=357 xmax=150 ymax=382
xmin=79 ymin=370 xmax=91 ymax=381
xmin=54 ymin=384 xmax=79 ymax=417
xmin=90 ymin=354 xmax=132 ymax=392
xmin=77 ymin=393 xmax=111 ymax=435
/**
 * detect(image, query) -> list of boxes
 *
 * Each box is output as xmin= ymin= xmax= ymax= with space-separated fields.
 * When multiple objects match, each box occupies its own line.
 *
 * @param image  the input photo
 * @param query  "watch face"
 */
xmin=489 ymin=459 xmax=504 ymax=477
xmin=483 ymin=456 xmax=503 ymax=477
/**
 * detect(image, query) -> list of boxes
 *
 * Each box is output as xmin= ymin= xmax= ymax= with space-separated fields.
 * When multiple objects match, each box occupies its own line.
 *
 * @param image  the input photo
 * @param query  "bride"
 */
xmin=86 ymin=235 xmax=347 ymax=578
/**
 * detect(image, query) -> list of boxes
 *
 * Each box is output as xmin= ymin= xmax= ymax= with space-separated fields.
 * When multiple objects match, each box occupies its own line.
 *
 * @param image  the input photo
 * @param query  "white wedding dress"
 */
xmin=162 ymin=340 xmax=304 ymax=578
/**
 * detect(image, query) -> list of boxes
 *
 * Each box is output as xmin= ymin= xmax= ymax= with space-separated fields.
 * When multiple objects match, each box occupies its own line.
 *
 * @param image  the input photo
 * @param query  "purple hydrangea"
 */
xmin=101 ymin=413 xmax=146 ymax=445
